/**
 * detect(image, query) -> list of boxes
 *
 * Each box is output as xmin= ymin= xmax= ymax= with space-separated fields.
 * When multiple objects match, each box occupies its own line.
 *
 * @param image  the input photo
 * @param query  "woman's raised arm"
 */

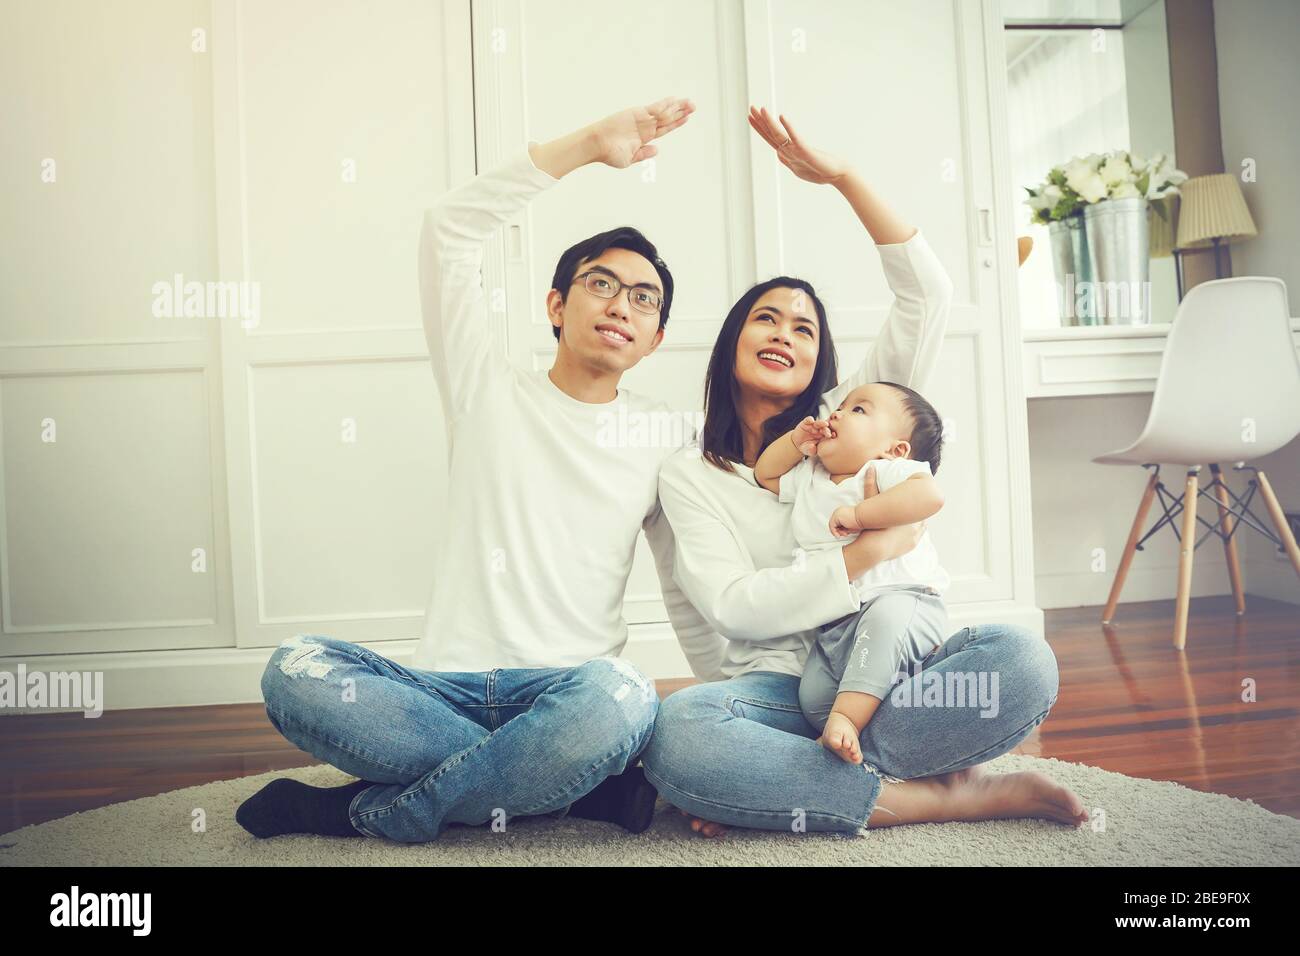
xmin=749 ymin=106 xmax=915 ymax=243
xmin=749 ymin=106 xmax=953 ymax=401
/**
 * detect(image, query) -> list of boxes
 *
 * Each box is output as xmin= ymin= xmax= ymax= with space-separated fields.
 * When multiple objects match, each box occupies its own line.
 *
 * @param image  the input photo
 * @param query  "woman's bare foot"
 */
xmin=869 ymin=763 xmax=1089 ymax=828
xmin=679 ymin=808 xmax=728 ymax=838
xmin=817 ymin=712 xmax=863 ymax=764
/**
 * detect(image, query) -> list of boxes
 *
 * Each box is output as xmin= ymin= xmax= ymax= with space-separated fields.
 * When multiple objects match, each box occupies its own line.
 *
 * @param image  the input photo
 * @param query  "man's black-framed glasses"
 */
xmin=572 ymin=270 xmax=662 ymax=315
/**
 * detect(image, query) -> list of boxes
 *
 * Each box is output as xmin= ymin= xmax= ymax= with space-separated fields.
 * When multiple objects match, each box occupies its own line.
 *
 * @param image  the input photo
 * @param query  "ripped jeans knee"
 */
xmin=274 ymin=634 xmax=337 ymax=678
xmin=261 ymin=634 xmax=350 ymax=707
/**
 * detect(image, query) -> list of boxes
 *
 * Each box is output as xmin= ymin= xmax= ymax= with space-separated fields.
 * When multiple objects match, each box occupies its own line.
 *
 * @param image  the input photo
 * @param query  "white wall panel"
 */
xmin=236 ymin=0 xmax=450 ymax=334
xmin=1 ymin=369 xmax=221 ymax=652
xmin=249 ymin=360 xmax=446 ymax=624
xmin=215 ymin=0 xmax=474 ymax=648
xmin=0 ymin=0 xmax=216 ymax=347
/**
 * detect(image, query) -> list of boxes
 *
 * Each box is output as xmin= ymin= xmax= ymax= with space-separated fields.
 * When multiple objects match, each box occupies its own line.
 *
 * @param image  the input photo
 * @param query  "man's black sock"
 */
xmin=236 ymin=778 xmax=371 ymax=839
xmin=566 ymin=764 xmax=659 ymax=834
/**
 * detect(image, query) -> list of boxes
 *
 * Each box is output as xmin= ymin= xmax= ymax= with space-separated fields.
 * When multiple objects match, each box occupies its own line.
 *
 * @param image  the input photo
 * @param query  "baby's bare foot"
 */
xmin=818 ymin=713 xmax=863 ymax=764
xmin=678 ymin=808 xmax=728 ymax=838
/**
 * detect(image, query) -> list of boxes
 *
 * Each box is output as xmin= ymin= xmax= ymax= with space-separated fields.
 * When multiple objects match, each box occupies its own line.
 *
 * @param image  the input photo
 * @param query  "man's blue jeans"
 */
xmin=259 ymin=635 xmax=658 ymax=842
xmin=642 ymin=624 xmax=1059 ymax=833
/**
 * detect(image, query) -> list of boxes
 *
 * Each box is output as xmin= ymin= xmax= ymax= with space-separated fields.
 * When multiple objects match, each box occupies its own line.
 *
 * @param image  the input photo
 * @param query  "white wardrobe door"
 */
xmin=0 ymin=0 xmax=229 ymax=655
xmin=214 ymin=0 xmax=475 ymax=648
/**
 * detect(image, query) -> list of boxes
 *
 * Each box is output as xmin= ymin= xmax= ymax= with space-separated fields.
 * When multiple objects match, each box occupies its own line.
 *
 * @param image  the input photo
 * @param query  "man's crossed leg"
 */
xmin=237 ymin=635 xmax=660 ymax=842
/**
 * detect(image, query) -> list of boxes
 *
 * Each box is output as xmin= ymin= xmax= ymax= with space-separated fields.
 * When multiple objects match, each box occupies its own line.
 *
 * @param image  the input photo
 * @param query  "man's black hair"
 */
xmin=549 ymin=227 xmax=673 ymax=341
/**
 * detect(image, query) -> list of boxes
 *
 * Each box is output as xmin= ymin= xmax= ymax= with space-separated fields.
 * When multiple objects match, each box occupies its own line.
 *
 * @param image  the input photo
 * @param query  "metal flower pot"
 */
xmin=1049 ymin=215 xmax=1095 ymax=326
xmin=1083 ymin=197 xmax=1151 ymax=325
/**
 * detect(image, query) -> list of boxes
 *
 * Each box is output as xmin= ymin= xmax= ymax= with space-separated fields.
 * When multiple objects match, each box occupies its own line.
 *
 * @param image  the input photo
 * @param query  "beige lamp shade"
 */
xmin=1148 ymin=195 xmax=1177 ymax=258
xmin=1175 ymin=173 xmax=1258 ymax=249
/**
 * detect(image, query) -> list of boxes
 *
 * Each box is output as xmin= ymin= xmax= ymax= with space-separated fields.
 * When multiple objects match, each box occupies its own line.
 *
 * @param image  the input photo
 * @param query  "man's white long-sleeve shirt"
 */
xmin=413 ymin=149 xmax=725 ymax=681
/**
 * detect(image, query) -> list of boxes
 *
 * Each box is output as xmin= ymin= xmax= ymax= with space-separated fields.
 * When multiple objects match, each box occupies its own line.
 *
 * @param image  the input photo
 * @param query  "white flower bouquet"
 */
xmin=1024 ymin=150 xmax=1188 ymax=224
xmin=1027 ymin=150 xmax=1188 ymax=327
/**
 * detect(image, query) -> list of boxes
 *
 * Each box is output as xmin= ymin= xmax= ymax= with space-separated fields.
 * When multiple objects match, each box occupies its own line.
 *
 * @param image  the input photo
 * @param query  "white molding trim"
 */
xmin=1024 ymin=320 xmax=1300 ymax=398
xmin=1034 ymin=564 xmax=1238 ymax=611
xmin=1022 ymin=318 xmax=1300 ymax=344
xmin=743 ymin=0 xmax=782 ymax=279
xmin=0 ymin=624 xmax=694 ymax=713
xmin=980 ymin=0 xmax=1043 ymax=620
xmin=469 ymin=0 xmax=517 ymax=360
xmin=950 ymin=598 xmax=1045 ymax=638
xmin=213 ymin=0 xmax=259 ymax=653
xmin=1240 ymin=559 xmax=1300 ymax=607
xmin=0 ymin=599 xmax=1046 ymax=713
xmin=716 ymin=0 xmax=758 ymax=297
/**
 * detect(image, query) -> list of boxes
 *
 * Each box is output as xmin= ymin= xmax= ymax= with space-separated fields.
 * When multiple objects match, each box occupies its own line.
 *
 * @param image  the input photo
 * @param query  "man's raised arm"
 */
xmin=419 ymin=156 xmax=555 ymax=428
xmin=419 ymin=98 xmax=695 ymax=427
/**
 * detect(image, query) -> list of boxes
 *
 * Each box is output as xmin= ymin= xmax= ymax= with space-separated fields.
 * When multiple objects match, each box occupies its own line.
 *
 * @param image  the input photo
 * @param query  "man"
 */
xmin=237 ymin=98 xmax=725 ymax=843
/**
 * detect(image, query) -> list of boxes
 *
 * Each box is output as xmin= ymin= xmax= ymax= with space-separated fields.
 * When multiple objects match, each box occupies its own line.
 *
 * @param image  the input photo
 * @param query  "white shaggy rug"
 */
xmin=3 ymin=754 xmax=1298 ymax=866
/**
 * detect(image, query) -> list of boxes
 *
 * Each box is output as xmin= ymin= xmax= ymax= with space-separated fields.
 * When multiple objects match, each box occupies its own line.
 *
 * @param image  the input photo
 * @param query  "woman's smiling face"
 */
xmin=732 ymin=286 xmax=820 ymax=400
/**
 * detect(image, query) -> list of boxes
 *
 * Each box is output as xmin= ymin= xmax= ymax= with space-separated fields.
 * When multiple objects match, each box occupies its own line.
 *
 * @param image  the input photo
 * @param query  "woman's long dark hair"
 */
xmin=699 ymin=277 xmax=839 ymax=473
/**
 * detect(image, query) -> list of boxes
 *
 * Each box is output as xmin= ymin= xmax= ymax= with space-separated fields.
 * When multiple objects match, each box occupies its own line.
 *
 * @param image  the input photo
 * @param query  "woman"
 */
xmin=642 ymin=107 xmax=1088 ymax=835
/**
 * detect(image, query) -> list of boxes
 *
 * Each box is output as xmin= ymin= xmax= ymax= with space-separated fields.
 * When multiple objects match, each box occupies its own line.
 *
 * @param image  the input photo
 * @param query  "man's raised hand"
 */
xmin=591 ymin=97 xmax=695 ymax=168
xmin=528 ymin=97 xmax=694 ymax=179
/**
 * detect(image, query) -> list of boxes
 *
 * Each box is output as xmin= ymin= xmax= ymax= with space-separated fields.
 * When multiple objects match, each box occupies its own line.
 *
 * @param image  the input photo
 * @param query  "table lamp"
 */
xmin=1173 ymin=172 xmax=1258 ymax=298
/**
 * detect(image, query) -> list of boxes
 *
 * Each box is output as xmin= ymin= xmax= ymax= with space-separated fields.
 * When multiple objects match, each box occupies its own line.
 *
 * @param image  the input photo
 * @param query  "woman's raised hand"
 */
xmin=748 ymin=105 xmax=849 ymax=185
xmin=590 ymin=97 xmax=696 ymax=169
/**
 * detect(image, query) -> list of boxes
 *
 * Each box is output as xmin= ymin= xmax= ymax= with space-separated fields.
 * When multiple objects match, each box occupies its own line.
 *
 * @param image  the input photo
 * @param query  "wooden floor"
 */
xmin=2 ymin=594 xmax=1297 ymax=835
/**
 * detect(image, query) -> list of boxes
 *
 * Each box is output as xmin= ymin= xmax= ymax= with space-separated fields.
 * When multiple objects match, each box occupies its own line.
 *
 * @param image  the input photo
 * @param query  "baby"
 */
xmin=754 ymin=381 xmax=951 ymax=764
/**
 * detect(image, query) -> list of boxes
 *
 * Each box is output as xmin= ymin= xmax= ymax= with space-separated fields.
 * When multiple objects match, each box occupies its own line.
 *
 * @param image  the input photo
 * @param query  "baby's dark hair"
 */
xmin=878 ymin=381 xmax=944 ymax=475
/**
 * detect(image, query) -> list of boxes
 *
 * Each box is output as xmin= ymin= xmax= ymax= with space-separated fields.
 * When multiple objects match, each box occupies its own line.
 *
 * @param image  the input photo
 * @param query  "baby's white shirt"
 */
xmin=778 ymin=455 xmax=951 ymax=603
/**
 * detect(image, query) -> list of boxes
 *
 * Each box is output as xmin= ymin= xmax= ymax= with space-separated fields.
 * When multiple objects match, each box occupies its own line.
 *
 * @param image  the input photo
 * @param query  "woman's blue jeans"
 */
xmin=642 ymin=624 xmax=1059 ymax=833
xmin=259 ymin=635 xmax=658 ymax=842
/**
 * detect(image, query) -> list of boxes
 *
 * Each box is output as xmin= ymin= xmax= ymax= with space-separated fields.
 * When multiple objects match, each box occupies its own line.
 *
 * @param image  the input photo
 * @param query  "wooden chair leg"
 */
xmin=1173 ymin=470 xmax=1199 ymax=650
xmin=1255 ymin=469 xmax=1300 ymax=580
xmin=1210 ymin=464 xmax=1245 ymax=615
xmin=1102 ymin=470 xmax=1160 ymax=624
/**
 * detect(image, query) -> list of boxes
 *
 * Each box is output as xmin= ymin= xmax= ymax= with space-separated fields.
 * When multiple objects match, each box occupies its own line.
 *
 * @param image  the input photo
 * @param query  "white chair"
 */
xmin=1093 ymin=276 xmax=1300 ymax=649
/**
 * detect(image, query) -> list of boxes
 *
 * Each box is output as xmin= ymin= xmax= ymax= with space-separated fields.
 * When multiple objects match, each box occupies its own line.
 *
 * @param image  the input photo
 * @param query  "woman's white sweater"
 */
xmin=658 ymin=229 xmax=954 ymax=679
